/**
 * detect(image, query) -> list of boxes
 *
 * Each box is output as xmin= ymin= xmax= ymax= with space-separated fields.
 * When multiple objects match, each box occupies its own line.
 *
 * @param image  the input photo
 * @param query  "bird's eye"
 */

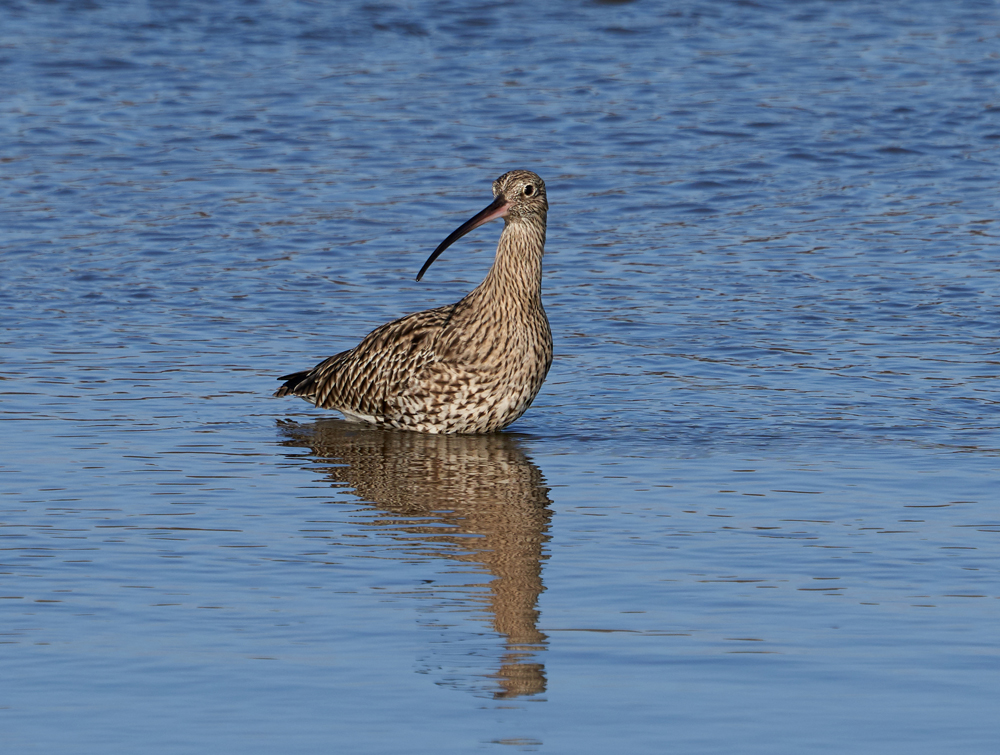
xmin=523 ymin=184 xmax=535 ymax=197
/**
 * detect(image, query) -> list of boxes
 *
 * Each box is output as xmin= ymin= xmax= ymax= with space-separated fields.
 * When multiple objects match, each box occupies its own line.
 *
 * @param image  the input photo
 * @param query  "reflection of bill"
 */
xmin=278 ymin=419 xmax=552 ymax=698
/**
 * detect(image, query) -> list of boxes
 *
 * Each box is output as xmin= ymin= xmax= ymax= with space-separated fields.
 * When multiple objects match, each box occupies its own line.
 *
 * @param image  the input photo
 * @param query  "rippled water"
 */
xmin=3 ymin=1 xmax=1000 ymax=753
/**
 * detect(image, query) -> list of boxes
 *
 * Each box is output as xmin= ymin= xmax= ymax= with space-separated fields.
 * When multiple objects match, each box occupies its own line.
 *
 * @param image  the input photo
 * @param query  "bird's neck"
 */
xmin=476 ymin=214 xmax=547 ymax=307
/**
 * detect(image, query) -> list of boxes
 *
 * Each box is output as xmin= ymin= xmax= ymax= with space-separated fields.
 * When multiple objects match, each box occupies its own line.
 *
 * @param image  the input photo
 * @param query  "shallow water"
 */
xmin=2 ymin=1 xmax=1000 ymax=752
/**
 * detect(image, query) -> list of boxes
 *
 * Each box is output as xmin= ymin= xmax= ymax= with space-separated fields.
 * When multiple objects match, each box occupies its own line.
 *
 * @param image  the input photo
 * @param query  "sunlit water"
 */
xmin=2 ymin=1 xmax=999 ymax=753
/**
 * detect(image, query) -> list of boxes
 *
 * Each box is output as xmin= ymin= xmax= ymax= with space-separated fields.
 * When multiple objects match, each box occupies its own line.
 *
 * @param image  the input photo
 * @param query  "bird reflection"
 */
xmin=278 ymin=418 xmax=552 ymax=698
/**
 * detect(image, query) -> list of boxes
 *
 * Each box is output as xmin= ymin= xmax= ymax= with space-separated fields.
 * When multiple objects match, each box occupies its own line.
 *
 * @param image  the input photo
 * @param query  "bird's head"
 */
xmin=416 ymin=170 xmax=547 ymax=282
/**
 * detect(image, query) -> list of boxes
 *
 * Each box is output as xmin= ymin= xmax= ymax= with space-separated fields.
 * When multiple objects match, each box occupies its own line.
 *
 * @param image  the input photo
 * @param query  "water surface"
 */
xmin=2 ymin=1 xmax=999 ymax=753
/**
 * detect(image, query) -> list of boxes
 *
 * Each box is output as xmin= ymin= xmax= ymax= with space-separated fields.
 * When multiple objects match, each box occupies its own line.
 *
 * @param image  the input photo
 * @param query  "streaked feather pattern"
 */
xmin=274 ymin=170 xmax=552 ymax=434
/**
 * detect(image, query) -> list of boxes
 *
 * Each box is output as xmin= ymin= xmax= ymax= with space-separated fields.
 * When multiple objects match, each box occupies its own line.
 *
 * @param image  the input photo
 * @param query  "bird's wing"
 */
xmin=303 ymin=305 xmax=455 ymax=417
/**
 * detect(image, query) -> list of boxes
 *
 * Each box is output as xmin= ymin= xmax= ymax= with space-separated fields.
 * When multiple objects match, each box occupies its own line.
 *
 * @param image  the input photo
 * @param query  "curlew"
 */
xmin=274 ymin=169 xmax=552 ymax=434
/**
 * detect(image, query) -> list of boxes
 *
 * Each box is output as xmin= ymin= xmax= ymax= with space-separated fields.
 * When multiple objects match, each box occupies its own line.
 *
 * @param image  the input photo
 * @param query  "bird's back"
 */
xmin=277 ymin=294 xmax=551 ymax=433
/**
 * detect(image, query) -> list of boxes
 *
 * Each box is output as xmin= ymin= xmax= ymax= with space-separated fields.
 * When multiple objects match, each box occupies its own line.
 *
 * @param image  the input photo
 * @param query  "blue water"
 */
xmin=2 ymin=1 xmax=1000 ymax=752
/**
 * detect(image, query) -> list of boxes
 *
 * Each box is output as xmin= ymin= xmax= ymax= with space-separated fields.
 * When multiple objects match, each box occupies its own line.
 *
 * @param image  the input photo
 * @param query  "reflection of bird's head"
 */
xmin=278 ymin=418 xmax=552 ymax=697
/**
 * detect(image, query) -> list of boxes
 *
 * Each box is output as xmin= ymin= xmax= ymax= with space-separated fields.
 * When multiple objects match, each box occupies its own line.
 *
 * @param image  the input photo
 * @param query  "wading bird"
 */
xmin=274 ymin=170 xmax=552 ymax=434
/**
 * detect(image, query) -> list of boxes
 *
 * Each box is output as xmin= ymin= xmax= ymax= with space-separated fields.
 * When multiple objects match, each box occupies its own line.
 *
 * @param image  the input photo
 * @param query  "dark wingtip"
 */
xmin=274 ymin=369 xmax=311 ymax=397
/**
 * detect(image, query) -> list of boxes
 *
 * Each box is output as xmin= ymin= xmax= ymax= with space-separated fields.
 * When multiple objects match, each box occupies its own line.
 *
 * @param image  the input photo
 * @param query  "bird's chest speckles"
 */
xmin=383 ymin=309 xmax=550 ymax=433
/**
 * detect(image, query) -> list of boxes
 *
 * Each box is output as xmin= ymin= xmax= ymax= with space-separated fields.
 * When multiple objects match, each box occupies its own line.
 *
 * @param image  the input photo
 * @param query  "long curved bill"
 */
xmin=416 ymin=194 xmax=510 ymax=281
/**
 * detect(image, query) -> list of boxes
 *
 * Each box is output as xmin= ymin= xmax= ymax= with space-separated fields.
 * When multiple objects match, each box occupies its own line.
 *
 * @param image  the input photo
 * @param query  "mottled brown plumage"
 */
xmin=274 ymin=170 xmax=552 ymax=433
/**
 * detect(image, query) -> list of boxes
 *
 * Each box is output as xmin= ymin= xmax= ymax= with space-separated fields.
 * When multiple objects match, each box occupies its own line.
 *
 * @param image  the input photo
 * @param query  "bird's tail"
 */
xmin=274 ymin=369 xmax=314 ymax=398
xmin=274 ymin=349 xmax=350 ymax=401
